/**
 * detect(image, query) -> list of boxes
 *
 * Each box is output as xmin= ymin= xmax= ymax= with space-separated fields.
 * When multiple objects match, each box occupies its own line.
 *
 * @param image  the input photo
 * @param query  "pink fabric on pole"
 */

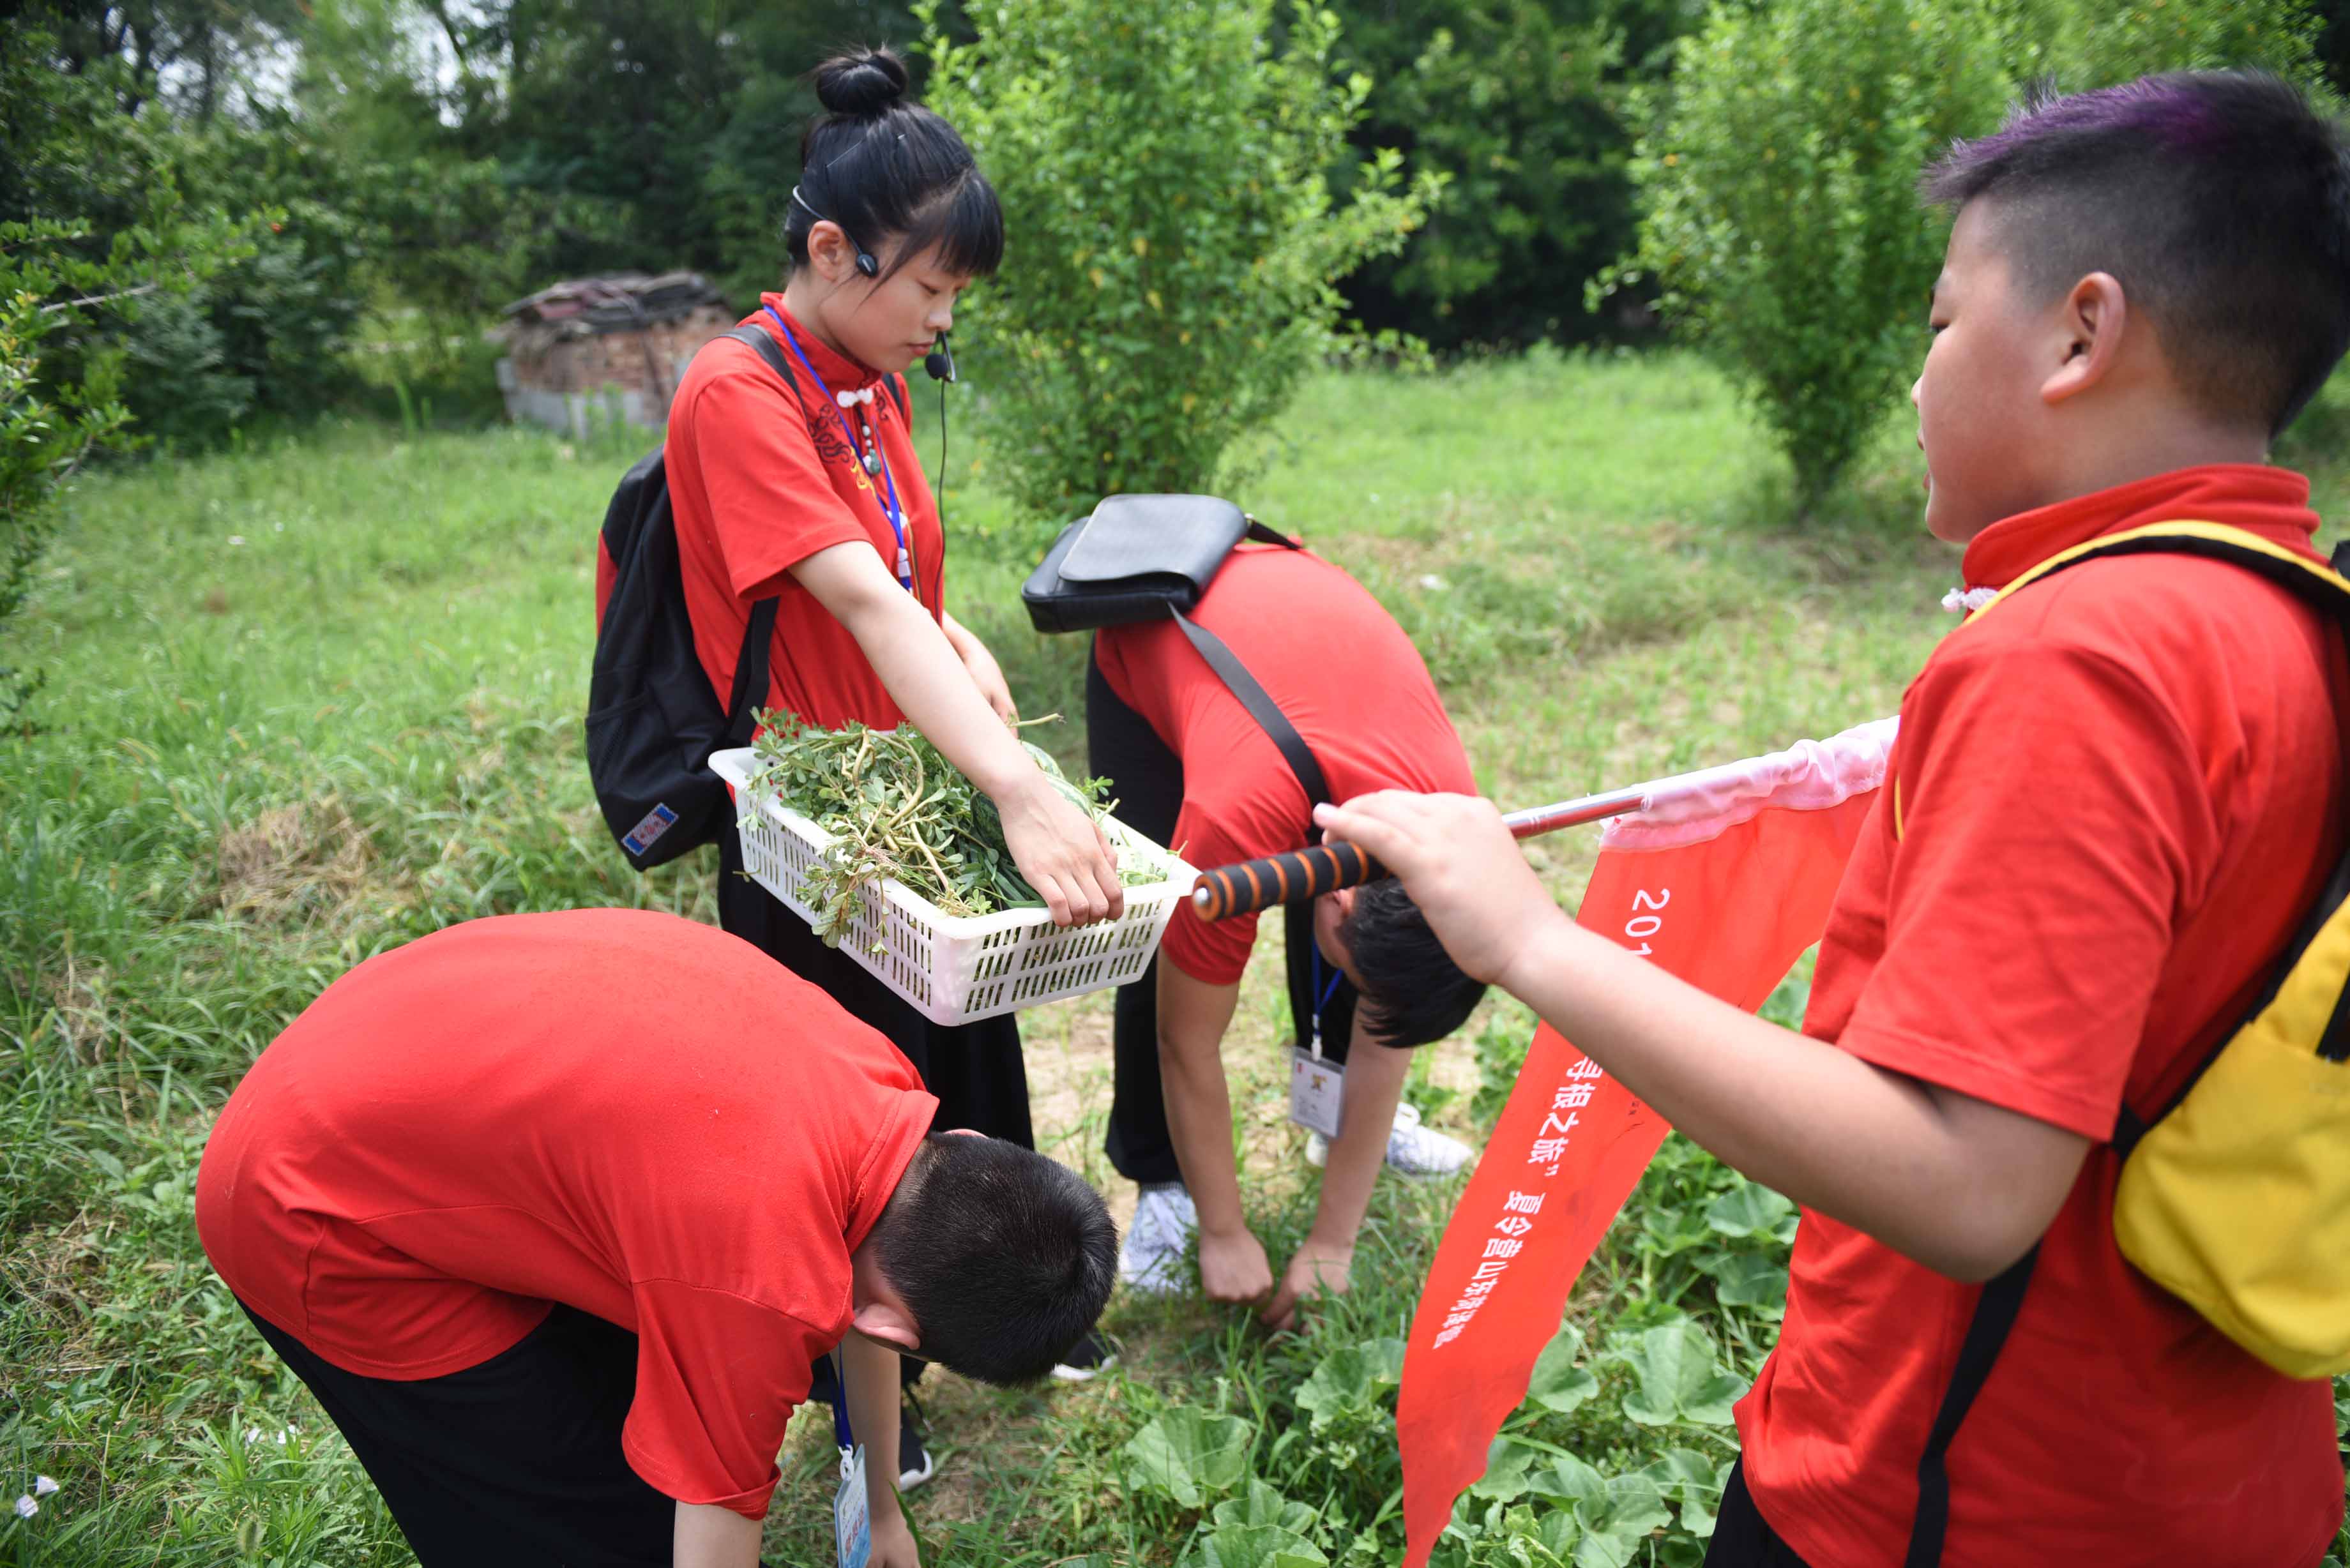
xmin=1600 ymin=717 xmax=1898 ymax=851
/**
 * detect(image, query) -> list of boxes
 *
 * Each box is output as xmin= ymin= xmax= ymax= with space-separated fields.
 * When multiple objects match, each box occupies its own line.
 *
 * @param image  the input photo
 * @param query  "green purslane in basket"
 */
xmin=739 ymin=710 xmax=1156 ymax=946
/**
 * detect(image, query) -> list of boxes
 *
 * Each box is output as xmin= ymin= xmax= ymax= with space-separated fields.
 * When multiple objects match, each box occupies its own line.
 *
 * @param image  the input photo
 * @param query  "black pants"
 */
xmin=242 ymin=1300 xmax=676 ymax=1567
xmin=1086 ymin=647 xmax=1357 ymax=1186
xmin=1704 ymin=1461 xmax=1816 ymax=1568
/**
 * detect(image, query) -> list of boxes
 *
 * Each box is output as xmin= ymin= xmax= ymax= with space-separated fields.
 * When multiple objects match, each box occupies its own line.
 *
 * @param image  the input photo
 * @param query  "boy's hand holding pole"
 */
xmin=1312 ymin=793 xmax=2091 ymax=1286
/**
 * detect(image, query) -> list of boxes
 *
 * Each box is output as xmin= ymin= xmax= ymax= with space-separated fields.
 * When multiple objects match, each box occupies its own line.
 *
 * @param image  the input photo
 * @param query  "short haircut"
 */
xmin=788 ymin=47 xmax=1004 ymax=282
xmin=1344 ymin=877 xmax=1490 ymax=1049
xmin=868 ymin=1134 xmax=1116 ymax=1385
xmin=1921 ymin=70 xmax=2350 ymax=437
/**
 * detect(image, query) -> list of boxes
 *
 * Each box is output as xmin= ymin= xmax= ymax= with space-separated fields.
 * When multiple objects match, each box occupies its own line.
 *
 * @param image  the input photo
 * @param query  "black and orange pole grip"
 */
xmin=1188 ymin=841 xmax=1387 ymax=923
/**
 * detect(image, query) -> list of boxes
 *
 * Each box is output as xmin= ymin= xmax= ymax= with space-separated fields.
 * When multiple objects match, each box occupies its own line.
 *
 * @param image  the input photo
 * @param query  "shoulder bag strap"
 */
xmin=1169 ymin=607 xmax=1332 ymax=815
xmin=1244 ymin=518 xmax=1301 ymax=549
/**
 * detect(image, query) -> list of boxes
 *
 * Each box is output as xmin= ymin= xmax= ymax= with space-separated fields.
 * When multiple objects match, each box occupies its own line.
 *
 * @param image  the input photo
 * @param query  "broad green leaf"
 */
xmin=1705 ymin=1182 xmax=1796 ymax=1240
xmin=1213 ymin=1479 xmax=1316 ymax=1535
xmin=1194 ymin=1524 xmax=1328 ymax=1568
xmin=1704 ymin=1251 xmax=1790 ymax=1310
xmin=1498 ymin=1504 xmax=1579 ymax=1563
xmin=1572 ymin=1472 xmax=1672 ymax=1567
xmin=1294 ymin=1338 xmax=1407 ymax=1431
xmin=1639 ymin=1201 xmax=1718 ymax=1257
xmin=1524 ymin=1452 xmax=1608 ymax=1509
xmin=1524 ymin=1324 xmax=1598 ymax=1415
xmin=1618 ymin=1322 xmax=1750 ymax=1427
xmin=1125 ymin=1407 xmax=1253 ymax=1508
xmin=1471 ymin=1437 xmax=1542 ymax=1502
xmin=1642 ymin=1449 xmax=1725 ymax=1537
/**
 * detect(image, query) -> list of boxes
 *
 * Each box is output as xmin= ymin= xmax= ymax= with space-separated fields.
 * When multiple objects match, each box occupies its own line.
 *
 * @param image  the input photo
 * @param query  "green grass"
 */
xmin=6 ymin=349 xmax=2349 ymax=1564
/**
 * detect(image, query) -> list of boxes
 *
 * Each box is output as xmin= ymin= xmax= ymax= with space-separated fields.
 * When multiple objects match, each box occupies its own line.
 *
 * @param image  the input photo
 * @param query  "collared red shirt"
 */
xmin=655 ymin=296 xmax=946 ymax=731
xmin=196 ymin=908 xmax=936 ymax=1519
xmin=1741 ymin=464 xmax=2349 ymax=1567
xmin=1093 ymin=545 xmax=1474 ymax=983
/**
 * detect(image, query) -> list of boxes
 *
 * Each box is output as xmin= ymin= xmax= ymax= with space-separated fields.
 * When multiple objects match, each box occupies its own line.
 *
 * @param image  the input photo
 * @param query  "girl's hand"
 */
xmin=999 ymin=777 xmax=1125 ymax=926
xmin=1197 ymin=1225 xmax=1275 ymax=1307
xmin=941 ymin=611 xmax=1017 ymax=723
xmin=957 ymin=634 xmax=1017 ymax=724
xmin=1311 ymin=792 xmax=1567 ymax=988
xmin=1261 ymin=1238 xmax=1351 ymax=1331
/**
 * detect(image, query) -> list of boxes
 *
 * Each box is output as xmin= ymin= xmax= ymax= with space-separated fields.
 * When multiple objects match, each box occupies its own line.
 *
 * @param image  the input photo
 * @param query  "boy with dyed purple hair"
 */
xmin=1326 ymin=71 xmax=2350 ymax=1567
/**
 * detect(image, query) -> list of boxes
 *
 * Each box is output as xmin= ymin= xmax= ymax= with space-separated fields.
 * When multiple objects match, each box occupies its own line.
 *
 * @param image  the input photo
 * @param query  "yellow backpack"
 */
xmin=1967 ymin=520 xmax=2350 ymax=1379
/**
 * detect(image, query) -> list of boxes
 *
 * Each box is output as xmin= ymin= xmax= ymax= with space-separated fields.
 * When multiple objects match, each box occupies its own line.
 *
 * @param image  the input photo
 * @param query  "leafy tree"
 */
xmin=920 ymin=0 xmax=1441 ymax=522
xmin=347 ymin=0 xmax=962 ymax=305
xmin=40 ymin=0 xmax=308 ymax=121
xmin=1612 ymin=0 xmax=2324 ymax=513
xmin=1609 ymin=0 xmax=2012 ymax=511
xmin=1329 ymin=0 xmax=1705 ymax=351
xmin=0 ymin=20 xmax=252 ymax=716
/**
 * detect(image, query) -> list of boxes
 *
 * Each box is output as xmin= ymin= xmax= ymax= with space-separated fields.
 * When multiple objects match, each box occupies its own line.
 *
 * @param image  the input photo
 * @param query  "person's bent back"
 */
xmin=196 ymin=907 xmax=1113 ymax=1568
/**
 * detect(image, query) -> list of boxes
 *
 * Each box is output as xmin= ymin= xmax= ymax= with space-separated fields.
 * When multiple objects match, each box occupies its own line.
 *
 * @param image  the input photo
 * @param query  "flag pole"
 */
xmin=1190 ymin=765 xmax=1732 ymax=923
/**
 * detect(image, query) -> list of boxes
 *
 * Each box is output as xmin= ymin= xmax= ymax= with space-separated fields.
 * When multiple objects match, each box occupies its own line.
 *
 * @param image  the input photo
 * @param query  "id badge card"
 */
xmin=1289 ymin=1046 xmax=1345 ymax=1138
xmin=834 ymin=1444 xmax=871 ymax=1568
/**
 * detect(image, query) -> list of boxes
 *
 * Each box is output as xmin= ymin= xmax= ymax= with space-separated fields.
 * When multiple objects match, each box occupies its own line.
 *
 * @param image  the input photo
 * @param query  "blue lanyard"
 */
xmin=1309 ymin=948 xmax=1345 ymax=1056
xmin=762 ymin=304 xmax=914 ymax=594
xmin=825 ymin=1352 xmax=853 ymax=1452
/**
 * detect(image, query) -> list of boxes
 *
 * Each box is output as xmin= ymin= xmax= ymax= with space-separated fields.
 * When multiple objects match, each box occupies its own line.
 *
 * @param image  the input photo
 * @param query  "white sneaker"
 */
xmin=1305 ymin=1103 xmax=1474 ymax=1178
xmin=1119 ymin=1182 xmax=1197 ymax=1296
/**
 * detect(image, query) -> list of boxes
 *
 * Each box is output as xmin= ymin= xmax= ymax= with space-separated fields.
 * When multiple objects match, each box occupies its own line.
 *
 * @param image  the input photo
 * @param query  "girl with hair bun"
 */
xmin=662 ymin=47 xmax=1111 ymax=1565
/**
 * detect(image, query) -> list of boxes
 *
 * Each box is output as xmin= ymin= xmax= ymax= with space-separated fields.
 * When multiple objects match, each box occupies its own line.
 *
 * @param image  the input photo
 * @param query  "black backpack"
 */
xmin=583 ymin=326 xmax=910 ymax=870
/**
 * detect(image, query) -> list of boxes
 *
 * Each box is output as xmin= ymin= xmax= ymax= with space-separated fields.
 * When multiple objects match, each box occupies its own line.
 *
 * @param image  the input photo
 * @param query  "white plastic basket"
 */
xmin=709 ymin=747 xmax=1196 ymax=1027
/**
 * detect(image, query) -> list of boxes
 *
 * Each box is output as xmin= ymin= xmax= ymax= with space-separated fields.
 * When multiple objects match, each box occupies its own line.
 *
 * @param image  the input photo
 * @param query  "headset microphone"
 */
xmin=924 ymin=331 xmax=957 ymax=383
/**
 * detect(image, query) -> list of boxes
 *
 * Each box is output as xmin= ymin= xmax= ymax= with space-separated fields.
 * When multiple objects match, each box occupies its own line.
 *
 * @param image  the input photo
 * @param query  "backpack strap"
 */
xmin=1962 ymin=520 xmax=2350 ymax=629
xmin=885 ymin=372 xmax=910 ymax=422
xmin=709 ymin=326 xmax=800 ymax=734
xmin=723 ymin=599 xmax=780 ymax=743
xmin=1168 ymin=608 xmax=1333 ymax=816
xmin=1901 ymin=518 xmax=2350 ymax=1567
xmin=1902 ymin=1246 xmax=2040 ymax=1567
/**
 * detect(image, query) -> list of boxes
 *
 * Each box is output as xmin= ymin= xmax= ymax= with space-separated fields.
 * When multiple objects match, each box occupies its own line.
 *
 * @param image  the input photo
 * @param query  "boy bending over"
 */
xmin=197 ymin=908 xmax=1116 ymax=1568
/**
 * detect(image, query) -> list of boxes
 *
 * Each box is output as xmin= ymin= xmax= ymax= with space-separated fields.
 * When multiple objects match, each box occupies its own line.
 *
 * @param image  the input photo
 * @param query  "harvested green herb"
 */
xmin=740 ymin=710 xmax=1158 ymax=945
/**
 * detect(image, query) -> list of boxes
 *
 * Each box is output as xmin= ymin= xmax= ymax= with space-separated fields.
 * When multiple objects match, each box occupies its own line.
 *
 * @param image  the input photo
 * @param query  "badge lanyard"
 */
xmin=761 ymin=303 xmax=916 ymax=596
xmin=1290 ymin=947 xmax=1349 ymax=1138
xmin=823 ymin=1351 xmax=871 ymax=1568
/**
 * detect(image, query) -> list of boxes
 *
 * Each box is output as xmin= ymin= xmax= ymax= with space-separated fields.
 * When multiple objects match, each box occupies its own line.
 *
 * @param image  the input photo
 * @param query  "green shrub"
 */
xmin=1606 ymin=0 xmax=2012 ymax=513
xmin=1612 ymin=0 xmax=2328 ymax=514
xmin=1998 ymin=0 xmax=2325 ymax=93
xmin=919 ymin=0 xmax=1442 ymax=524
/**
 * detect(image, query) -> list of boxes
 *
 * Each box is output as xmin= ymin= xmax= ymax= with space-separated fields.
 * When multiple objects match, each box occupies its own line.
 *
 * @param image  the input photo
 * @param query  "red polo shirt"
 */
xmin=195 ymin=908 xmax=936 ymax=1519
xmin=655 ymin=296 xmax=946 ymax=730
xmin=1093 ymin=545 xmax=1475 ymax=984
xmin=1740 ymin=465 xmax=2349 ymax=1567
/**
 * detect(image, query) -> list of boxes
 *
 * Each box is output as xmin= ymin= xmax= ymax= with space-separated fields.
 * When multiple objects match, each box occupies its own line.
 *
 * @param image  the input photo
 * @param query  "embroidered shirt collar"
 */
xmin=756 ymin=294 xmax=884 ymax=394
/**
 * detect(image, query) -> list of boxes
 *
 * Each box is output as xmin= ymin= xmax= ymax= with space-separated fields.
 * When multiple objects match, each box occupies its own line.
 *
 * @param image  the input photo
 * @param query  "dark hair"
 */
xmin=868 ymin=1134 xmax=1116 ymax=1385
xmin=787 ymin=47 xmax=1004 ymax=282
xmin=1920 ymin=70 xmax=2350 ymax=438
xmin=1343 ymin=877 xmax=1490 ymax=1049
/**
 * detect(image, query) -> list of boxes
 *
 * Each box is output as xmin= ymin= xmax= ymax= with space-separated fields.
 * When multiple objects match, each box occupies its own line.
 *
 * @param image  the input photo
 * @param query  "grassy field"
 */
xmin=6 ymin=348 xmax=2349 ymax=1565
